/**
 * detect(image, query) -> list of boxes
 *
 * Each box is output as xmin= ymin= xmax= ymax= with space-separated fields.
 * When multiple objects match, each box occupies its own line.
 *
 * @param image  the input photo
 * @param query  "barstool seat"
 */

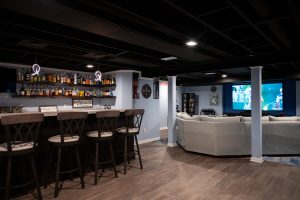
xmin=116 ymin=127 xmax=139 ymax=134
xmin=48 ymin=135 xmax=79 ymax=143
xmin=0 ymin=142 xmax=34 ymax=152
xmin=87 ymin=131 xmax=113 ymax=138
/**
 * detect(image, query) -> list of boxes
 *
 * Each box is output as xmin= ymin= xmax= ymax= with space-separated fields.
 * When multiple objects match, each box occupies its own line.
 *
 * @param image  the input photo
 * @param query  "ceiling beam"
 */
xmin=225 ymin=0 xmax=281 ymax=50
xmin=196 ymin=6 xmax=231 ymax=18
xmin=162 ymin=0 xmax=254 ymax=54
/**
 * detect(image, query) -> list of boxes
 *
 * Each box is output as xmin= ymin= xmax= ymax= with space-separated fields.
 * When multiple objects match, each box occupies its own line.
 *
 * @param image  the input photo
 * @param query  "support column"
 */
xmin=167 ymin=76 xmax=177 ymax=147
xmin=250 ymin=66 xmax=263 ymax=163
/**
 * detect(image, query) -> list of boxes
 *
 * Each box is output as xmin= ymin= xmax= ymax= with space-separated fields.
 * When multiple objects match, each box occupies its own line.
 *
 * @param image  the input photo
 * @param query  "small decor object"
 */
xmin=72 ymin=99 xmax=93 ymax=108
xmin=39 ymin=105 xmax=58 ymax=113
xmin=210 ymin=86 xmax=217 ymax=93
xmin=153 ymin=79 xmax=159 ymax=99
xmin=32 ymin=64 xmax=40 ymax=75
xmin=141 ymin=84 xmax=152 ymax=99
xmin=133 ymin=73 xmax=139 ymax=99
xmin=209 ymin=93 xmax=219 ymax=106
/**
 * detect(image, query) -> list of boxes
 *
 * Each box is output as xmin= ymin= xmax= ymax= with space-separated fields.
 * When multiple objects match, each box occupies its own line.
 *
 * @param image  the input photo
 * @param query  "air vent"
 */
xmin=83 ymin=52 xmax=109 ymax=59
xmin=17 ymin=39 xmax=48 ymax=49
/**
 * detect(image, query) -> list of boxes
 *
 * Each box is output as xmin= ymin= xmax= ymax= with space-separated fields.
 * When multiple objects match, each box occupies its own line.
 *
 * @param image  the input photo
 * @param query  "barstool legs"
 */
xmin=124 ymin=136 xmax=127 ymax=174
xmin=75 ymin=147 xmax=85 ymax=189
xmin=94 ymin=143 xmax=99 ymax=185
xmin=109 ymin=140 xmax=118 ymax=177
xmin=54 ymin=148 xmax=62 ymax=198
xmin=135 ymin=135 xmax=143 ymax=170
xmin=5 ymin=156 xmax=12 ymax=200
xmin=30 ymin=154 xmax=43 ymax=200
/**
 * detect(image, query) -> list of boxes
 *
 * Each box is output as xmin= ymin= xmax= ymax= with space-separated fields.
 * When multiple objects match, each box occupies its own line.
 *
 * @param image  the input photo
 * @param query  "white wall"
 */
xmin=159 ymin=81 xmax=168 ymax=128
xmin=179 ymin=85 xmax=223 ymax=115
xmin=296 ymin=81 xmax=300 ymax=116
xmin=133 ymin=78 xmax=160 ymax=141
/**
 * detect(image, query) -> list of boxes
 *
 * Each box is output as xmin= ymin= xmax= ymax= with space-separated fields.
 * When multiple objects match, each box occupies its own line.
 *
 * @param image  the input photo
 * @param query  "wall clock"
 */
xmin=141 ymin=84 xmax=152 ymax=98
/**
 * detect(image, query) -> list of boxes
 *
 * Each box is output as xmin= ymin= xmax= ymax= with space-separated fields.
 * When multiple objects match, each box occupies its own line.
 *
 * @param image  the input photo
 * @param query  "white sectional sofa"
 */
xmin=176 ymin=113 xmax=300 ymax=156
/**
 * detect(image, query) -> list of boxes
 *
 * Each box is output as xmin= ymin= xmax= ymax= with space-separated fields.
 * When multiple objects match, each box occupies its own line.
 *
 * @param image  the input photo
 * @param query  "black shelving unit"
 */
xmin=182 ymin=93 xmax=196 ymax=115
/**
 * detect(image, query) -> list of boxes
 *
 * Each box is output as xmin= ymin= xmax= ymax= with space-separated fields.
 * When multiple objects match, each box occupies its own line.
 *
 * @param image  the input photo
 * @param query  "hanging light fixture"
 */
xmin=94 ymin=58 xmax=102 ymax=82
xmin=32 ymin=49 xmax=40 ymax=75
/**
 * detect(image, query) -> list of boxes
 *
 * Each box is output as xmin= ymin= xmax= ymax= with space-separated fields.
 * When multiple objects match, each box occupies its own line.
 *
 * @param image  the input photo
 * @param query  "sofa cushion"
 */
xmin=200 ymin=116 xmax=240 ymax=122
xmin=182 ymin=115 xmax=198 ymax=120
xmin=269 ymin=116 xmax=298 ymax=121
xmin=241 ymin=116 xmax=269 ymax=122
xmin=176 ymin=112 xmax=190 ymax=118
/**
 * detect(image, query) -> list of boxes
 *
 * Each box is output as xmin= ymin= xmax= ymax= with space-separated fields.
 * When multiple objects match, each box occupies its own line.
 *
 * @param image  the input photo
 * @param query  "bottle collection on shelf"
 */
xmin=16 ymin=68 xmax=115 ymax=98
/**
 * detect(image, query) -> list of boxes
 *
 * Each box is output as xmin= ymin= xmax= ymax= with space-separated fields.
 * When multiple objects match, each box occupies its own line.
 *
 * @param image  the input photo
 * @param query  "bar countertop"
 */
xmin=0 ymin=108 xmax=126 ymax=118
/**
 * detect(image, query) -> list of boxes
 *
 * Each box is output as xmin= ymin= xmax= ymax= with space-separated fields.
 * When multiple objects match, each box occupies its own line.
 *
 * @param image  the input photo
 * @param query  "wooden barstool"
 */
xmin=86 ymin=110 xmax=119 ymax=185
xmin=0 ymin=113 xmax=44 ymax=200
xmin=44 ymin=112 xmax=87 ymax=198
xmin=116 ymin=109 xmax=144 ymax=174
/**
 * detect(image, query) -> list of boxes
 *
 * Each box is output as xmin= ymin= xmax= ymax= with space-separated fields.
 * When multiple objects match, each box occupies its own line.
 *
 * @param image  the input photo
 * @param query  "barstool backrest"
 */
xmin=1 ymin=113 xmax=44 ymax=153
xmin=124 ymin=109 xmax=144 ymax=134
xmin=96 ymin=110 xmax=120 ymax=138
xmin=57 ymin=112 xmax=88 ymax=143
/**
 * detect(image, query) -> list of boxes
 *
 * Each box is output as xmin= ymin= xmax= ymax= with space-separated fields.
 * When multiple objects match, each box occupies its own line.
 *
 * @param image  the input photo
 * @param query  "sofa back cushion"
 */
xmin=200 ymin=116 xmax=241 ymax=122
xmin=269 ymin=116 xmax=298 ymax=121
xmin=241 ymin=116 xmax=269 ymax=122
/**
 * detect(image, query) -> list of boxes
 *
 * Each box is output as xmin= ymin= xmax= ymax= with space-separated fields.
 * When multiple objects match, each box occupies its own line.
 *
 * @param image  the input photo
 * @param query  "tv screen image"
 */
xmin=232 ymin=83 xmax=283 ymax=111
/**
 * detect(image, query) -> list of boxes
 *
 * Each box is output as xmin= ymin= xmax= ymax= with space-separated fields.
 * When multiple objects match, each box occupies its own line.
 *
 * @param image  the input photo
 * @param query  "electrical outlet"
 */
xmin=143 ymin=128 xmax=147 ymax=132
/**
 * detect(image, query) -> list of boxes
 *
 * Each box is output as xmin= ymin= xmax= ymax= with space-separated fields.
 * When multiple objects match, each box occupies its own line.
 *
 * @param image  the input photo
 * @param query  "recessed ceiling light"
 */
xmin=161 ymin=56 xmax=178 ymax=61
xmin=204 ymin=72 xmax=216 ymax=75
xmin=248 ymin=54 xmax=254 ymax=57
xmin=186 ymin=40 xmax=198 ymax=47
xmin=86 ymin=64 xmax=94 ymax=69
xmin=221 ymin=74 xmax=227 ymax=78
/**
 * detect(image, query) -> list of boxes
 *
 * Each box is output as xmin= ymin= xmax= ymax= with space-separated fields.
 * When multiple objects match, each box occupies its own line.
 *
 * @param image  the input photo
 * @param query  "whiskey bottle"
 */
xmin=20 ymin=84 xmax=25 ymax=96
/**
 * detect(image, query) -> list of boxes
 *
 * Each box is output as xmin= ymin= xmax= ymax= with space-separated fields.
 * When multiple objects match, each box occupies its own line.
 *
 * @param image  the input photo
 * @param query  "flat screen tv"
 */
xmin=232 ymin=83 xmax=283 ymax=111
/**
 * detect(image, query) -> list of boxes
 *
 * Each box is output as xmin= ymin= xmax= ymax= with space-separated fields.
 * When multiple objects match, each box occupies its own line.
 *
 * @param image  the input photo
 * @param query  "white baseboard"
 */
xmin=250 ymin=157 xmax=264 ymax=163
xmin=137 ymin=137 xmax=160 ymax=145
xmin=167 ymin=142 xmax=178 ymax=147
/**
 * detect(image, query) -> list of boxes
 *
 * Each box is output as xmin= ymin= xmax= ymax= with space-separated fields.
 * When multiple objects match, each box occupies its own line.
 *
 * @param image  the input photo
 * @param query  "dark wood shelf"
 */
xmin=12 ymin=95 xmax=116 ymax=99
xmin=17 ymin=81 xmax=116 ymax=88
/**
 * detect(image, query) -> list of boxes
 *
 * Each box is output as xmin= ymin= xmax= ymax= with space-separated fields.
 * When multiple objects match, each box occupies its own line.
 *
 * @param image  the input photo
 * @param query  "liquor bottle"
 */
xmin=54 ymin=88 xmax=58 ymax=96
xmin=82 ymin=76 xmax=86 ymax=85
xmin=37 ymin=74 xmax=41 ymax=82
xmin=73 ymin=73 xmax=77 ymax=85
xmin=20 ymin=84 xmax=25 ymax=96
xmin=17 ymin=68 xmax=21 ymax=82
xmin=111 ymin=75 xmax=116 ymax=85
xmin=67 ymin=74 xmax=71 ymax=84
xmin=53 ymin=74 xmax=57 ymax=83
xmin=56 ymin=74 xmax=60 ymax=83
xmin=58 ymin=87 xmax=62 ymax=96
xmin=42 ymin=74 xmax=46 ymax=82
xmin=26 ymin=69 xmax=30 ymax=81
xmin=39 ymin=85 xmax=43 ymax=96
xmin=30 ymin=73 xmax=33 ymax=83
xmin=60 ymin=73 xmax=64 ymax=83
xmin=33 ymin=75 xmax=37 ymax=82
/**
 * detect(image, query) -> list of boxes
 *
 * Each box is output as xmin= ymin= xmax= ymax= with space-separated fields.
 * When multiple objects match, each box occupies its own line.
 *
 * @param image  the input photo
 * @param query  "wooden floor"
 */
xmin=14 ymin=141 xmax=300 ymax=200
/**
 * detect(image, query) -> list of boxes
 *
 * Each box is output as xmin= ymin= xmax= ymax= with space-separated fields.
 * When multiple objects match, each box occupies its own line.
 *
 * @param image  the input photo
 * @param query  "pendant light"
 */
xmin=94 ymin=58 xmax=102 ymax=82
xmin=32 ymin=49 xmax=40 ymax=75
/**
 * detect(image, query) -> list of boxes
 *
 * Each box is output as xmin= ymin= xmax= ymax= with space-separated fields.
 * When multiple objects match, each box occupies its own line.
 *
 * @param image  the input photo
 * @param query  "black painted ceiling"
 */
xmin=0 ymin=0 xmax=300 ymax=85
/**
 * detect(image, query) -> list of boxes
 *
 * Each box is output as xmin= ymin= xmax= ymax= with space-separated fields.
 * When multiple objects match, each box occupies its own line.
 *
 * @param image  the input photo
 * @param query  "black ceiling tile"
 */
xmin=198 ymin=8 xmax=247 ymax=31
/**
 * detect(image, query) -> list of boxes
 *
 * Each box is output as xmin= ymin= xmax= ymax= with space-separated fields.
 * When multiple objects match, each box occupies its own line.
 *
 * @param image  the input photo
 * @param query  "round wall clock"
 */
xmin=141 ymin=84 xmax=152 ymax=98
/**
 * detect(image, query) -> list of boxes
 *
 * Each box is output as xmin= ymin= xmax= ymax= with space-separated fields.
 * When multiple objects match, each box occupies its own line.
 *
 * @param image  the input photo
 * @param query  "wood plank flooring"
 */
xmin=14 ymin=141 xmax=300 ymax=200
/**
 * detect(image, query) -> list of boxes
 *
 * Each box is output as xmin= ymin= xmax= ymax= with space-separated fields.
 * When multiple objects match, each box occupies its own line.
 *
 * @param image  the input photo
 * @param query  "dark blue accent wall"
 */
xmin=223 ymin=81 xmax=296 ymax=116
